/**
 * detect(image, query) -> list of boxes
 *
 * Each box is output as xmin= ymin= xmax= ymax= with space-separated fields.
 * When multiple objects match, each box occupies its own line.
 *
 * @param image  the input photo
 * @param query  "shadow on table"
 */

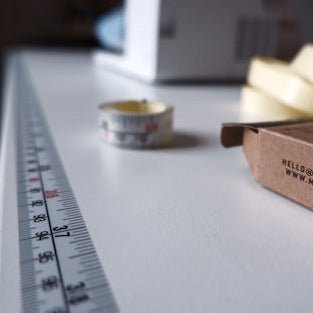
xmin=170 ymin=131 xmax=210 ymax=149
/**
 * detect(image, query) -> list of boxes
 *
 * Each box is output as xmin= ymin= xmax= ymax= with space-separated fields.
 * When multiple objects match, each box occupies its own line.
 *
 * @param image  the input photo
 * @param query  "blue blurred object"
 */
xmin=94 ymin=7 xmax=125 ymax=52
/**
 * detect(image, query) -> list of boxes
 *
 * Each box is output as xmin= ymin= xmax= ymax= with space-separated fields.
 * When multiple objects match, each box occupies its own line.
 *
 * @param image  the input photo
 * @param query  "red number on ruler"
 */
xmin=28 ymin=177 xmax=39 ymax=183
xmin=45 ymin=189 xmax=59 ymax=199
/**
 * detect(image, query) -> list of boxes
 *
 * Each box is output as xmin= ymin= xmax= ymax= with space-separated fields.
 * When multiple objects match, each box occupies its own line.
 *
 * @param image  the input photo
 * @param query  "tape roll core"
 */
xmin=104 ymin=100 xmax=168 ymax=115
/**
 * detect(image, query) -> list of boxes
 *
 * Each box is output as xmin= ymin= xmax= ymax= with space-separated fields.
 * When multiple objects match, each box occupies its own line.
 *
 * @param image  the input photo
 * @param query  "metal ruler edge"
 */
xmin=0 ymin=53 xmax=21 ymax=313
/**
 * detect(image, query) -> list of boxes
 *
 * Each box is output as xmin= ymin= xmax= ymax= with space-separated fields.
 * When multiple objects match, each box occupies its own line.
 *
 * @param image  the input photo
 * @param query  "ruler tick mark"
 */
xmin=69 ymin=251 xmax=96 ymax=259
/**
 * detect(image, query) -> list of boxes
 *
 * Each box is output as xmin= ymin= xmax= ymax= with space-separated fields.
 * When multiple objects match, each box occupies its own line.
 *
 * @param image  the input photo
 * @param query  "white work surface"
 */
xmin=1 ymin=50 xmax=313 ymax=313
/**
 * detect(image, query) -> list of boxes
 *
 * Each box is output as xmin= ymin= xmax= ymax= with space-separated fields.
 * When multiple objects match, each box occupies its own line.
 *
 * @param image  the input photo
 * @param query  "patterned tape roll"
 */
xmin=240 ymin=85 xmax=309 ymax=122
xmin=291 ymin=44 xmax=313 ymax=85
xmin=98 ymin=100 xmax=173 ymax=148
xmin=247 ymin=57 xmax=313 ymax=115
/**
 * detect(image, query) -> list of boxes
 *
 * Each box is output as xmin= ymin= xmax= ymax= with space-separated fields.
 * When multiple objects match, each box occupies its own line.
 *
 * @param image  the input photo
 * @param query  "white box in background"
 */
xmin=94 ymin=0 xmax=279 ymax=82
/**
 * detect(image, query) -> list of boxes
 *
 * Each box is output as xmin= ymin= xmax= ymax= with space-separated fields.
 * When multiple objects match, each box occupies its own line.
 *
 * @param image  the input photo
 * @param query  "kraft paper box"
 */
xmin=221 ymin=121 xmax=313 ymax=209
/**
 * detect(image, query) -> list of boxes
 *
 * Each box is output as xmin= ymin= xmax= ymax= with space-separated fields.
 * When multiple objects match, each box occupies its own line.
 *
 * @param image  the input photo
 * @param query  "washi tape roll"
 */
xmin=99 ymin=100 xmax=173 ymax=148
xmin=240 ymin=85 xmax=308 ymax=122
xmin=291 ymin=44 xmax=313 ymax=85
xmin=247 ymin=56 xmax=313 ymax=115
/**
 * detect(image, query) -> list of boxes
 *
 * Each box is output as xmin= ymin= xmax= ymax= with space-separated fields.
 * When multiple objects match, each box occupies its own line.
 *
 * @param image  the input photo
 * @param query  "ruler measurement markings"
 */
xmin=70 ymin=232 xmax=90 ymax=237
xmin=79 ymin=259 xmax=100 ymax=266
xmin=69 ymin=238 xmax=90 ymax=244
xmin=63 ymin=218 xmax=84 ymax=223
xmin=58 ymin=206 xmax=79 ymax=210
xmin=77 ymin=267 xmax=103 ymax=275
xmin=69 ymin=251 xmax=97 ymax=259
xmin=22 ymin=112 xmax=68 ymax=312
xmin=75 ymin=249 xmax=96 ymax=256
xmin=73 ymin=234 xmax=90 ymax=241
xmin=85 ymin=274 xmax=106 ymax=281
xmin=15 ymin=62 xmax=118 ymax=313
xmin=68 ymin=220 xmax=84 ymax=226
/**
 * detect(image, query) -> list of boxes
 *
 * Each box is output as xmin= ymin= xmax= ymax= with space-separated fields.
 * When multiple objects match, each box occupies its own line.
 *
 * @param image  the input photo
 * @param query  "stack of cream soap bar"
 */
xmin=241 ymin=44 xmax=313 ymax=122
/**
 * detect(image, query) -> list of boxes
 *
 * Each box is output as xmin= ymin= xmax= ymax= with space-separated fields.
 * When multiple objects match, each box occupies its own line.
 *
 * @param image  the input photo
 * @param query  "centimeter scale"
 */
xmin=15 ymin=62 xmax=119 ymax=313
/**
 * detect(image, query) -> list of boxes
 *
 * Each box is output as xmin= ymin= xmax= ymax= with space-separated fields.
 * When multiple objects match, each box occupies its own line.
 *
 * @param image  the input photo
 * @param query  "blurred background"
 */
xmin=0 ymin=0 xmax=122 ymax=52
xmin=0 ymin=0 xmax=312 ymax=98
xmin=0 ymin=0 xmax=312 ymax=63
xmin=0 ymin=0 xmax=122 ymax=123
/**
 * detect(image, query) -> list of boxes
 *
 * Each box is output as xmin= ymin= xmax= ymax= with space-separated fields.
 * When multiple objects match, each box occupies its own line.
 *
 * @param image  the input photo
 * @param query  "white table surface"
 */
xmin=2 ymin=50 xmax=313 ymax=313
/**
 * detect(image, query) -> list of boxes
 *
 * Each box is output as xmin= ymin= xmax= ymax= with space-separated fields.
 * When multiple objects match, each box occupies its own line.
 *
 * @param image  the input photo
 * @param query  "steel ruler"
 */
xmin=15 ymin=63 xmax=119 ymax=313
